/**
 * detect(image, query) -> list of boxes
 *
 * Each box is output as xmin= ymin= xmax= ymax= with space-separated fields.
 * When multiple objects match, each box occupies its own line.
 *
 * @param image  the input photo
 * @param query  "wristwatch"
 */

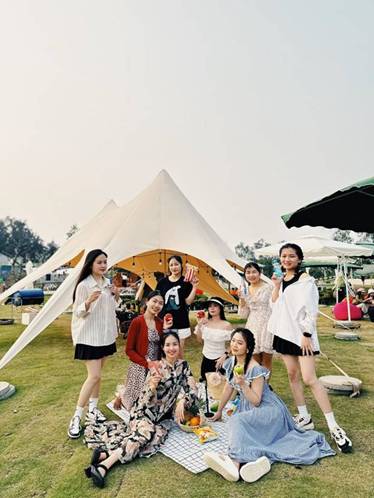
xmin=303 ymin=332 xmax=312 ymax=338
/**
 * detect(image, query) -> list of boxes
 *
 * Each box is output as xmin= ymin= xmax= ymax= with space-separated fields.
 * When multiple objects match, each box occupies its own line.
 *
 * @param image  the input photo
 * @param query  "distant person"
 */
xmin=156 ymin=255 xmax=199 ymax=357
xmin=268 ymin=243 xmax=352 ymax=453
xmin=364 ymin=289 xmax=374 ymax=322
xmin=238 ymin=262 xmax=274 ymax=374
xmin=68 ymin=249 xmax=120 ymax=439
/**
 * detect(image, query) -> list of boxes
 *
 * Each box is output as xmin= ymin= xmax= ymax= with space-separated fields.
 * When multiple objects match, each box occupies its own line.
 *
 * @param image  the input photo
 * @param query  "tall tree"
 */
xmin=0 ymin=217 xmax=58 ymax=278
xmin=332 ymin=229 xmax=354 ymax=243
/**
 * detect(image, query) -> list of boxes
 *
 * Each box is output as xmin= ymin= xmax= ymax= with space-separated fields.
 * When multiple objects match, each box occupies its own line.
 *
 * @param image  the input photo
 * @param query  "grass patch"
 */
xmin=0 ymin=306 xmax=373 ymax=497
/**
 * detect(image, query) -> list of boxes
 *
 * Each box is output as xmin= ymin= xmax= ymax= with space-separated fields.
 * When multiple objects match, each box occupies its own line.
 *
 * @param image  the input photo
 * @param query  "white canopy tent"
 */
xmin=0 ymin=170 xmax=248 ymax=370
xmin=255 ymin=235 xmax=372 ymax=322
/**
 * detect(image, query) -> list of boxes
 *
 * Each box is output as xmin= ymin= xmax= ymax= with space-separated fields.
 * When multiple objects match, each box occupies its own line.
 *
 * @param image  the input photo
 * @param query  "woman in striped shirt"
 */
xmin=68 ymin=249 xmax=120 ymax=439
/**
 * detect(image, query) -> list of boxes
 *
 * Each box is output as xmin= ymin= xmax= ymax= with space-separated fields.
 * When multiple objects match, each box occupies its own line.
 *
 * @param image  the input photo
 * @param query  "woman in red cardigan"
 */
xmin=114 ymin=291 xmax=172 ymax=410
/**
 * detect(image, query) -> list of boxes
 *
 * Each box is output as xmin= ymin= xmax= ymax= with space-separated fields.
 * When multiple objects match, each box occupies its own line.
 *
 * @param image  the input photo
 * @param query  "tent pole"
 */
xmin=343 ymin=257 xmax=351 ymax=322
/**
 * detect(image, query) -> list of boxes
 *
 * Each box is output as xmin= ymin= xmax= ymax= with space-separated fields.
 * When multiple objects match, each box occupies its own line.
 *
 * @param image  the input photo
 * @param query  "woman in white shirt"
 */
xmin=269 ymin=243 xmax=352 ymax=454
xmin=195 ymin=297 xmax=233 ymax=381
xmin=68 ymin=249 xmax=120 ymax=440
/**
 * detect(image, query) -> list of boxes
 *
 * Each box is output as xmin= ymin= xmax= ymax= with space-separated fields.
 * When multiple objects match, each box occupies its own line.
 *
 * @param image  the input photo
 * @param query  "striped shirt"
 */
xmin=71 ymin=275 xmax=118 ymax=347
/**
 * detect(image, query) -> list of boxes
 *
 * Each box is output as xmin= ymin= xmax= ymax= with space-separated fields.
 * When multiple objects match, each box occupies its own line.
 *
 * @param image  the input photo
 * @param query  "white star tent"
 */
xmin=0 ymin=170 xmax=249 ymax=370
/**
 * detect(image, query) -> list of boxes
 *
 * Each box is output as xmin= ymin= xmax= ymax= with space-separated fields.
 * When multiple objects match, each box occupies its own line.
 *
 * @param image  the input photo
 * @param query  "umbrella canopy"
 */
xmin=282 ymin=177 xmax=374 ymax=232
xmin=302 ymin=257 xmax=361 ymax=269
xmin=254 ymin=235 xmax=373 ymax=259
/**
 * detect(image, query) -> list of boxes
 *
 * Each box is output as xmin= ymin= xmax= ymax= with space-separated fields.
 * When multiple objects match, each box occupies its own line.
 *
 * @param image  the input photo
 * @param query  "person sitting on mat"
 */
xmin=84 ymin=331 xmax=197 ymax=488
xmin=204 ymin=328 xmax=335 ymax=483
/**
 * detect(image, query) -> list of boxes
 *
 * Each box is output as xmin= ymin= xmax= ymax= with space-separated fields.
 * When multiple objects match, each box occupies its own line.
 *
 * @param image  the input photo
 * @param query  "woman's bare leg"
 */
xmin=77 ymin=359 xmax=102 ymax=408
xmin=282 ymin=355 xmax=306 ymax=407
xmin=299 ymin=356 xmax=332 ymax=414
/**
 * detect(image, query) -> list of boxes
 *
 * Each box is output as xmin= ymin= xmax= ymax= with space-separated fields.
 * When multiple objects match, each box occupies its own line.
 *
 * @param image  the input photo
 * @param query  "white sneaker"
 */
xmin=203 ymin=452 xmax=239 ymax=481
xmin=293 ymin=414 xmax=315 ymax=430
xmin=88 ymin=407 xmax=107 ymax=423
xmin=68 ymin=415 xmax=82 ymax=439
xmin=240 ymin=456 xmax=271 ymax=483
xmin=330 ymin=426 xmax=352 ymax=453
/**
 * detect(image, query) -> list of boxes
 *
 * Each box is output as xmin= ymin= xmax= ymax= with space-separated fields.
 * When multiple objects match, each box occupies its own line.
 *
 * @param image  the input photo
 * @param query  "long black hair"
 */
xmin=279 ymin=243 xmax=304 ymax=273
xmin=207 ymin=297 xmax=226 ymax=320
xmin=228 ymin=327 xmax=255 ymax=381
xmin=243 ymin=262 xmax=262 ymax=285
xmin=160 ymin=331 xmax=180 ymax=357
xmin=72 ymin=249 xmax=108 ymax=302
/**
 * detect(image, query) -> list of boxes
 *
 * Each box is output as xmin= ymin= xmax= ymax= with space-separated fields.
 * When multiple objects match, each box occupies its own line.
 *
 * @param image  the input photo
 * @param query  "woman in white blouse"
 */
xmin=68 ymin=249 xmax=120 ymax=440
xmin=195 ymin=297 xmax=233 ymax=381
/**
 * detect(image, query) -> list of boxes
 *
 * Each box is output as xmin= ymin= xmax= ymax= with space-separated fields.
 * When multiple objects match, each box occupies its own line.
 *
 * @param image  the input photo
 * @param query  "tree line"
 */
xmin=0 ymin=218 xmax=80 ymax=280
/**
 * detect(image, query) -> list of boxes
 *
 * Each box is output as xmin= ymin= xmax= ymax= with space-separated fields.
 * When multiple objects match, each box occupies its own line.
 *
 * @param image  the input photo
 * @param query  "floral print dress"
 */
xmin=120 ymin=328 xmax=160 ymax=411
xmin=84 ymin=359 xmax=197 ymax=464
xmin=241 ymin=284 xmax=274 ymax=354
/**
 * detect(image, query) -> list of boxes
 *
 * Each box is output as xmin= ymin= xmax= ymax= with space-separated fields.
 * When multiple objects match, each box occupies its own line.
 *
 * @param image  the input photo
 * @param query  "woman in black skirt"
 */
xmin=68 ymin=249 xmax=120 ymax=439
xmin=268 ymin=243 xmax=352 ymax=454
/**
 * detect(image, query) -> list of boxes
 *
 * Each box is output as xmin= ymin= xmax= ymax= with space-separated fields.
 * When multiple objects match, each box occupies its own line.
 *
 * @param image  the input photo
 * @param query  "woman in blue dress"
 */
xmin=204 ymin=328 xmax=335 ymax=483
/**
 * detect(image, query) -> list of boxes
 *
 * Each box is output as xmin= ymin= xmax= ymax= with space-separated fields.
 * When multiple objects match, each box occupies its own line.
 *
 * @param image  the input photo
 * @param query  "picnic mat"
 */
xmin=106 ymin=399 xmax=229 ymax=474
xmin=159 ymin=420 xmax=228 ymax=473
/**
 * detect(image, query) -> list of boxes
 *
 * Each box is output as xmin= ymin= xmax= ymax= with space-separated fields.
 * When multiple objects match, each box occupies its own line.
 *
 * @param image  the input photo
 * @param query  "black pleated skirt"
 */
xmin=273 ymin=335 xmax=319 ymax=356
xmin=74 ymin=342 xmax=117 ymax=360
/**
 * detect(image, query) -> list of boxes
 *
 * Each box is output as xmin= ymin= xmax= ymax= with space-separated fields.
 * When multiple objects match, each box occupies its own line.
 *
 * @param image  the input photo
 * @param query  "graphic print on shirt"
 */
xmin=164 ymin=285 xmax=181 ymax=311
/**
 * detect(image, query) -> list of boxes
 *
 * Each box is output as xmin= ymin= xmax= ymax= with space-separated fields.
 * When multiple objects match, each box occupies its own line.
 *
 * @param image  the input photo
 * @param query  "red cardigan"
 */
xmin=125 ymin=315 xmax=164 ymax=368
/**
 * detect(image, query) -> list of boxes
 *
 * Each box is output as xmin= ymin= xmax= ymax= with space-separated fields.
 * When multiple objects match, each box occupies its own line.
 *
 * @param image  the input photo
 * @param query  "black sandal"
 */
xmin=90 ymin=464 xmax=108 ymax=488
xmin=84 ymin=448 xmax=109 ymax=478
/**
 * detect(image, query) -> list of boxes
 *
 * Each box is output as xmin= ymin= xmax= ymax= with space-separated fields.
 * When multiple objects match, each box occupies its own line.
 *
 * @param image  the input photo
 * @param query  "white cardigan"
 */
xmin=268 ymin=275 xmax=320 ymax=351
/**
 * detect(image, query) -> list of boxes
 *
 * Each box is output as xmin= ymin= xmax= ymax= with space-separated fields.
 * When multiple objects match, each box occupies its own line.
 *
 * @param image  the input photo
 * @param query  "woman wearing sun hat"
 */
xmin=195 ymin=297 xmax=233 ymax=381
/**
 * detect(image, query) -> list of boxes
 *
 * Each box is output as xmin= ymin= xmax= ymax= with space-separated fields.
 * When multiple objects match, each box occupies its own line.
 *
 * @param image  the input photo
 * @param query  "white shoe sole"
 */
xmin=203 ymin=452 xmax=239 ymax=481
xmin=67 ymin=430 xmax=81 ymax=439
xmin=240 ymin=456 xmax=271 ymax=483
xmin=298 ymin=422 xmax=315 ymax=431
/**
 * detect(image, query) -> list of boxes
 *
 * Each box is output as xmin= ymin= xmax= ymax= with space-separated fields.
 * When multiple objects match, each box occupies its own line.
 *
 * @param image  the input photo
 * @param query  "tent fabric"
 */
xmin=116 ymin=250 xmax=239 ymax=305
xmin=254 ymin=235 xmax=373 ymax=259
xmin=0 ymin=200 xmax=121 ymax=305
xmin=0 ymin=170 xmax=250 ymax=370
xmin=281 ymin=176 xmax=374 ymax=232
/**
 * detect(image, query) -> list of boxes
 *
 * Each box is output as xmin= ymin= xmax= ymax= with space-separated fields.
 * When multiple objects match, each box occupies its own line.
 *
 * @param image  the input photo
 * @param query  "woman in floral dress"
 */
xmin=238 ymin=262 xmax=273 ymax=373
xmin=84 ymin=331 xmax=198 ymax=488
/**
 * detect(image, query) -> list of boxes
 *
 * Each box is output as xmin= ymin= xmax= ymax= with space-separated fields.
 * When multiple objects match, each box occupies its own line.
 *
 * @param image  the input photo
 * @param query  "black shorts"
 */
xmin=200 ymin=355 xmax=220 ymax=381
xmin=273 ymin=336 xmax=319 ymax=356
xmin=74 ymin=342 xmax=117 ymax=360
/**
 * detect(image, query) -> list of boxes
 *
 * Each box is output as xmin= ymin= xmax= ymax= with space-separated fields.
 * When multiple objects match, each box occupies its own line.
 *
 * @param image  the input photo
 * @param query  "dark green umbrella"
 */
xmin=282 ymin=176 xmax=374 ymax=232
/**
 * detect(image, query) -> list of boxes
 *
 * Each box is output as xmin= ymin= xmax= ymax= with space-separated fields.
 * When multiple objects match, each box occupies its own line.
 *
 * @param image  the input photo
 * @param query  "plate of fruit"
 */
xmin=177 ymin=399 xmax=207 ymax=432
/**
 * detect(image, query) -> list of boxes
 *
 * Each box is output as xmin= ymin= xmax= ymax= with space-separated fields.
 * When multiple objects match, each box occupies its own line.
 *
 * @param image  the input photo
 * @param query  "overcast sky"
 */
xmin=0 ymin=1 xmax=373 ymax=250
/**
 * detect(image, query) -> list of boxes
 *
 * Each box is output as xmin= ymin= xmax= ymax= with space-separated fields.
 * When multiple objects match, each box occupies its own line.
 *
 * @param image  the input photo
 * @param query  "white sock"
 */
xmin=89 ymin=398 xmax=98 ymax=412
xmin=74 ymin=406 xmax=84 ymax=418
xmin=324 ymin=412 xmax=338 ymax=431
xmin=297 ymin=405 xmax=309 ymax=419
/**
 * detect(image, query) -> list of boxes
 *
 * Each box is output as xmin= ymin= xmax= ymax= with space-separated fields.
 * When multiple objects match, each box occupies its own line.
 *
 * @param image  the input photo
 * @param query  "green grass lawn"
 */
xmin=0 ymin=306 xmax=373 ymax=498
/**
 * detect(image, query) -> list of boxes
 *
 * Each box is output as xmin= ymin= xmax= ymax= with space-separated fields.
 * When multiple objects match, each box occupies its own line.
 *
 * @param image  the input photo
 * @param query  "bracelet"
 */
xmin=303 ymin=332 xmax=312 ymax=338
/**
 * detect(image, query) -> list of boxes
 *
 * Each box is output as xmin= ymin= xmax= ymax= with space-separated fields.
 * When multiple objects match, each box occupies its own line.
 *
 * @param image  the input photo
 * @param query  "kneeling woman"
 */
xmin=204 ymin=328 xmax=334 ymax=483
xmin=84 ymin=332 xmax=197 ymax=488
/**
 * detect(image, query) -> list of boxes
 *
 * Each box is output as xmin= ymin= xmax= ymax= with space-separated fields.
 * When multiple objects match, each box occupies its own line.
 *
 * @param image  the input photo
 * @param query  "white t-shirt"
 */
xmin=199 ymin=325 xmax=233 ymax=360
xmin=71 ymin=275 xmax=118 ymax=346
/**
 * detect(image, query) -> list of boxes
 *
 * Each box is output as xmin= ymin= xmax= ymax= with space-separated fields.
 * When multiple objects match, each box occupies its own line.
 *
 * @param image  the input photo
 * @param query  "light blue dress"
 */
xmin=224 ymin=359 xmax=335 ymax=465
